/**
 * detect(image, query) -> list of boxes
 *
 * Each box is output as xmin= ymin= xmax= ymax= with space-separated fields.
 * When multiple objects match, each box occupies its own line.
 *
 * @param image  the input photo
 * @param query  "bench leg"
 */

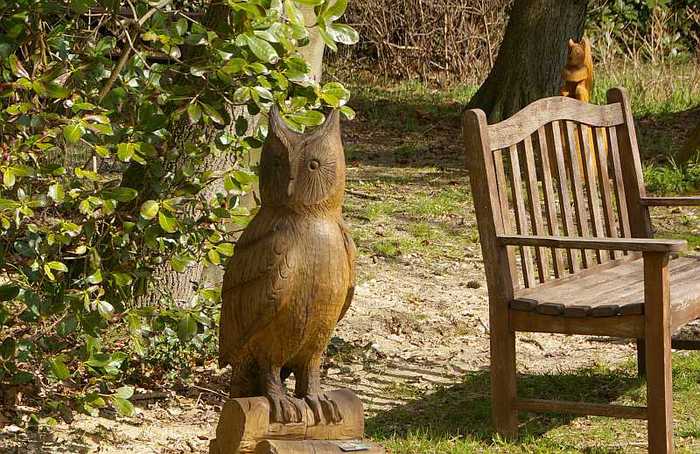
xmin=644 ymin=252 xmax=673 ymax=454
xmin=636 ymin=338 xmax=646 ymax=378
xmin=490 ymin=314 xmax=518 ymax=438
xmin=645 ymin=333 xmax=673 ymax=453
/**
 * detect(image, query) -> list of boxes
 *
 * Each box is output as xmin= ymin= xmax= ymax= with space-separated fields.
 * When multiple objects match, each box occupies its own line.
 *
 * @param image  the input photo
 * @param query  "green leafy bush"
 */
xmin=0 ymin=0 xmax=356 ymax=419
xmin=589 ymin=0 xmax=700 ymax=63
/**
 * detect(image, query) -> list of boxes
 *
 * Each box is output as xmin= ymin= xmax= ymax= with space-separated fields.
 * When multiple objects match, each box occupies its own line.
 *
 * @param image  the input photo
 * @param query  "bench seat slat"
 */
xmin=511 ymin=256 xmax=700 ymax=319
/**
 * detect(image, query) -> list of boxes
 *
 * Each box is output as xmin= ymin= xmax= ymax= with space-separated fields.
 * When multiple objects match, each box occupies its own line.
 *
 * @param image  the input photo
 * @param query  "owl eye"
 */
xmin=307 ymin=159 xmax=320 ymax=170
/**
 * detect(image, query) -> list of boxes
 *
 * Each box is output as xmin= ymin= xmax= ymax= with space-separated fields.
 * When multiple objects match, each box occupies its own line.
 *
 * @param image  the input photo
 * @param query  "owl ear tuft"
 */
xmin=568 ymin=38 xmax=575 ymax=47
xmin=268 ymin=105 xmax=300 ymax=146
xmin=318 ymin=109 xmax=340 ymax=135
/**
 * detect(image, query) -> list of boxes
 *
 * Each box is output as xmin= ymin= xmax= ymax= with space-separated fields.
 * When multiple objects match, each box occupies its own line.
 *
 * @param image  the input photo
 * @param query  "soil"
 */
xmin=1 ymin=98 xmax=699 ymax=453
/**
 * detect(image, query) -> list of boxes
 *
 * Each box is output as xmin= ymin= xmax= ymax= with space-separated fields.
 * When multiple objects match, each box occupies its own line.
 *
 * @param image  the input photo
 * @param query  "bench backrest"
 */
xmin=464 ymin=88 xmax=652 ymax=296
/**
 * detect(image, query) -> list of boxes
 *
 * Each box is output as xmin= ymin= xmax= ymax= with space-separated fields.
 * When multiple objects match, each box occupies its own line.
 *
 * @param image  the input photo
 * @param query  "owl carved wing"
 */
xmin=218 ymin=217 xmax=296 ymax=367
xmin=337 ymin=220 xmax=356 ymax=322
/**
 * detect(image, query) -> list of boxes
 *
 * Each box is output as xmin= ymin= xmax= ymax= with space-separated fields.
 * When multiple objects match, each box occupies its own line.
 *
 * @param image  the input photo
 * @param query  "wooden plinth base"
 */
xmin=254 ymin=439 xmax=384 ymax=453
xmin=210 ymin=388 xmax=379 ymax=454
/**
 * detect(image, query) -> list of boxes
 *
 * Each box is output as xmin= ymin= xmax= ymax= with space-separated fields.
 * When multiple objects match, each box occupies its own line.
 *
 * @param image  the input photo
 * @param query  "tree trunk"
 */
xmin=135 ymin=4 xmax=327 ymax=308
xmin=467 ymin=0 xmax=589 ymax=123
xmin=678 ymin=122 xmax=700 ymax=164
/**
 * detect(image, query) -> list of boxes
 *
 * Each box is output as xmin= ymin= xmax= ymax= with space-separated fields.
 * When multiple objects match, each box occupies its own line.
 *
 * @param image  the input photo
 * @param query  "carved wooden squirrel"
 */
xmin=560 ymin=37 xmax=593 ymax=102
xmin=561 ymin=37 xmax=600 ymax=177
xmin=219 ymin=107 xmax=356 ymax=426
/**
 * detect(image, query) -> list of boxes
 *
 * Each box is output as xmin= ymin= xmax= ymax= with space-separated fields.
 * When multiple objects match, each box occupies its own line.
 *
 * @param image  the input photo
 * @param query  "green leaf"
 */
xmin=245 ymin=35 xmax=279 ymax=63
xmin=140 ymin=200 xmax=160 ymax=220
xmin=325 ymin=23 xmax=359 ymax=45
xmin=47 ymin=83 xmax=70 ymax=99
xmin=177 ymin=314 xmax=197 ymax=342
xmin=115 ymin=385 xmax=134 ymax=400
xmin=46 ymin=261 xmax=69 ymax=272
xmin=111 ymin=396 xmax=135 ymax=417
xmin=200 ymin=103 xmax=225 ymax=125
xmin=0 ymin=338 xmax=16 ymax=359
xmin=11 ymin=371 xmax=34 ymax=385
xmin=101 ymin=187 xmax=138 ymax=202
xmin=322 ymin=0 xmax=348 ymax=22
xmin=117 ymin=143 xmax=135 ymax=162
xmin=215 ymin=243 xmax=235 ymax=257
xmin=158 ymin=211 xmax=178 ymax=233
xmin=111 ymin=272 xmax=133 ymax=287
xmin=0 ymin=285 xmax=19 ymax=301
xmin=340 ymin=105 xmax=356 ymax=120
xmin=63 ymin=124 xmax=83 ymax=144
xmin=0 ymin=199 xmax=19 ymax=211
xmin=87 ymin=269 xmax=103 ymax=284
xmin=49 ymin=357 xmax=70 ymax=380
xmin=318 ymin=26 xmax=338 ymax=52
xmin=96 ymin=300 xmax=114 ymax=319
xmin=170 ymin=254 xmax=194 ymax=272
xmin=284 ymin=0 xmax=304 ymax=26
xmin=3 ymin=169 xmax=15 ymax=189
xmin=48 ymin=183 xmax=65 ymax=203
xmin=287 ymin=110 xmax=325 ymax=126
xmin=187 ymin=102 xmax=202 ymax=124
xmin=207 ymin=248 xmax=221 ymax=265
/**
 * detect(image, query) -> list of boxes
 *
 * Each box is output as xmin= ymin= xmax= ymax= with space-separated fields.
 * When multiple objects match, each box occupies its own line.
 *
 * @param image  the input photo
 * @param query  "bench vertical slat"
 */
xmin=547 ymin=121 xmax=578 ymax=274
xmin=578 ymin=124 xmax=606 ymax=264
xmin=607 ymin=88 xmax=653 ymax=240
xmin=606 ymin=127 xmax=632 ymax=246
xmin=507 ymin=144 xmax=537 ymax=288
xmin=493 ymin=149 xmax=519 ymax=282
xmin=593 ymin=126 xmax=621 ymax=260
xmin=523 ymin=135 xmax=548 ymax=283
xmin=536 ymin=127 xmax=565 ymax=278
xmin=563 ymin=120 xmax=592 ymax=269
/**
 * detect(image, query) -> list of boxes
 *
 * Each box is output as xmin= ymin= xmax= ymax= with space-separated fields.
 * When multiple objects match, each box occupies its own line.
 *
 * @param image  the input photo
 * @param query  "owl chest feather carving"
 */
xmin=219 ymin=108 xmax=356 ymax=424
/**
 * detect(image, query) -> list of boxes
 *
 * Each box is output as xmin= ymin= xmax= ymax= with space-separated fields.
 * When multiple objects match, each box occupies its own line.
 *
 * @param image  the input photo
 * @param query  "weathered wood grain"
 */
xmin=464 ymin=87 xmax=700 ymax=447
xmin=211 ymin=389 xmax=364 ymax=454
xmin=219 ymin=109 xmax=357 ymax=426
xmin=487 ymin=97 xmax=624 ymax=150
xmin=254 ymin=440 xmax=385 ymax=454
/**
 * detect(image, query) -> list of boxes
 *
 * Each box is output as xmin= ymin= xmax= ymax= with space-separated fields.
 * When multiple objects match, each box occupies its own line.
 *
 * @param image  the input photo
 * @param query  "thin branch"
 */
xmin=97 ymin=0 xmax=172 ymax=102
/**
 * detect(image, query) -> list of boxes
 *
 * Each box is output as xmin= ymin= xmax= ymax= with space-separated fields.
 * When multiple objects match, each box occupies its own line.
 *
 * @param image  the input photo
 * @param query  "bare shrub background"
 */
xmin=328 ymin=0 xmax=509 ymax=84
xmin=329 ymin=0 xmax=700 ymax=84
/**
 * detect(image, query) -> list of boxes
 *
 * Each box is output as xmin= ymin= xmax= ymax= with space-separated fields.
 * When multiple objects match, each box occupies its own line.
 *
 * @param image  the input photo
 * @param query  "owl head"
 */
xmin=259 ymin=107 xmax=346 ymax=212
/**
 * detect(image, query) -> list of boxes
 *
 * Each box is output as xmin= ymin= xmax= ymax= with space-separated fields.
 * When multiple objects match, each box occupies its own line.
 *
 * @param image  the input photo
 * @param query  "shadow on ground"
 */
xmin=344 ymin=87 xmax=700 ymax=170
xmin=365 ymin=366 xmax=644 ymax=443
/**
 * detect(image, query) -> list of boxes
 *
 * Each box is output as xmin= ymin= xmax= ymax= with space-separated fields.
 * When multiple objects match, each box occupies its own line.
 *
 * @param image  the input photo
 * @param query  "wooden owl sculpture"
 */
xmin=219 ymin=108 xmax=356 ymax=426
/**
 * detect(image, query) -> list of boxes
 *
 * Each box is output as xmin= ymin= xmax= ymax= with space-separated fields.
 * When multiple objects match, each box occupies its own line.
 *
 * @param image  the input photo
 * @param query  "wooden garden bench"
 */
xmin=463 ymin=87 xmax=700 ymax=453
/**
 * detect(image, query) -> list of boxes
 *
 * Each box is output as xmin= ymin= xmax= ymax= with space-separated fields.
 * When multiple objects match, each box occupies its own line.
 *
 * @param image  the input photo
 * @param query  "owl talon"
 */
xmin=305 ymin=393 xmax=343 ymax=424
xmin=268 ymin=394 xmax=302 ymax=424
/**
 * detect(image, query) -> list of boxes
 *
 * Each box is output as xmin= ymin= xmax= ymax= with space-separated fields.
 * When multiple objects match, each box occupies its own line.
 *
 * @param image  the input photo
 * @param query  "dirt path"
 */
xmin=2 ymin=105 xmax=699 ymax=453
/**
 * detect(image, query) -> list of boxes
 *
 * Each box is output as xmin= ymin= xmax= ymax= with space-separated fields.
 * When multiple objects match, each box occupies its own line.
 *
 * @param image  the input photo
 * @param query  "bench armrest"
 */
xmin=496 ymin=235 xmax=687 ymax=253
xmin=640 ymin=196 xmax=700 ymax=207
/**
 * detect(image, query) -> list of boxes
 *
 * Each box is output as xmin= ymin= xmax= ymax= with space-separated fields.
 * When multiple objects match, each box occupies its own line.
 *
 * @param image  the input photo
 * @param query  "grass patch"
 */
xmin=347 ymin=80 xmax=477 ymax=132
xmin=346 ymin=187 xmax=474 ymax=260
xmin=368 ymin=352 xmax=700 ymax=453
xmin=644 ymin=162 xmax=700 ymax=194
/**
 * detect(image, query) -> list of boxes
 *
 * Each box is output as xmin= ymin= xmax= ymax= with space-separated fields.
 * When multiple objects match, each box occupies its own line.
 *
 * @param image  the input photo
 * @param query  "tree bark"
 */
xmin=678 ymin=122 xmax=700 ymax=164
xmin=467 ymin=0 xmax=589 ymax=123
